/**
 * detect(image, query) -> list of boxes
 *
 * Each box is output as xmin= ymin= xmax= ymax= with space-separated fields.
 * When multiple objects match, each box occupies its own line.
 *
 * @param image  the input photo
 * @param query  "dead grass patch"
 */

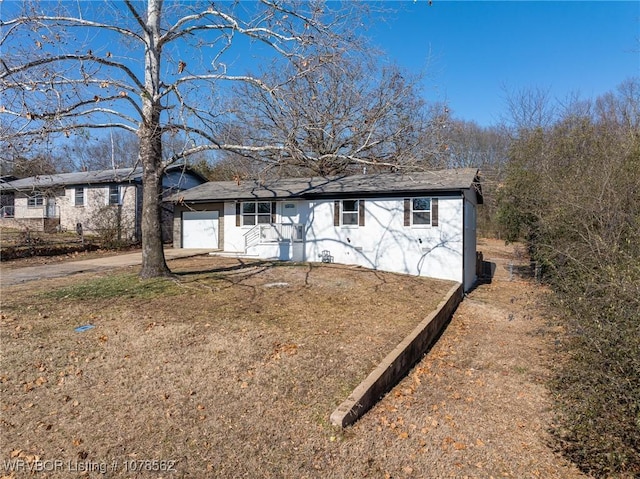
xmin=0 ymin=244 xmax=589 ymax=478
xmin=1 ymin=258 xmax=454 ymax=478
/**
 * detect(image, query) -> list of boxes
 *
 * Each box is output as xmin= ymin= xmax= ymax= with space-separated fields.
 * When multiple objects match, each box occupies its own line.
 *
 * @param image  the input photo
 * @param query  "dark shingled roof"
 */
xmin=172 ymin=168 xmax=483 ymax=204
xmin=0 ymin=168 xmax=143 ymax=191
xmin=0 ymin=165 xmax=206 ymax=191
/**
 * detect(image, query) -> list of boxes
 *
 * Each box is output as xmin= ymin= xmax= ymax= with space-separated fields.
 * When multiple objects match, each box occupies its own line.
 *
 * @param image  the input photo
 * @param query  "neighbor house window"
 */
xmin=404 ymin=197 xmax=439 ymax=227
xmin=334 ymin=200 xmax=365 ymax=227
xmin=240 ymin=201 xmax=273 ymax=226
xmin=108 ymin=185 xmax=120 ymax=205
xmin=27 ymin=193 xmax=44 ymax=208
xmin=74 ymin=187 xmax=84 ymax=206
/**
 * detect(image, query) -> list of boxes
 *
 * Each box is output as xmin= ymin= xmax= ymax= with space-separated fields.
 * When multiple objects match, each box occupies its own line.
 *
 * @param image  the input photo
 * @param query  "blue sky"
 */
xmin=1 ymin=1 xmax=638 ymax=130
xmin=368 ymin=1 xmax=639 ymax=126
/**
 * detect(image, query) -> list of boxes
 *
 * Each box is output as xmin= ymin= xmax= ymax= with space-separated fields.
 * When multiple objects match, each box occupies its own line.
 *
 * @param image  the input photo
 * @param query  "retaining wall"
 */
xmin=330 ymin=282 xmax=464 ymax=427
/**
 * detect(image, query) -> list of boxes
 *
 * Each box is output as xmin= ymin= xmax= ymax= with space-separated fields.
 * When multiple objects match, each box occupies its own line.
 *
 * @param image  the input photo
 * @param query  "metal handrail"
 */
xmin=244 ymin=224 xmax=261 ymax=250
xmin=0 ymin=206 xmax=15 ymax=218
xmin=244 ymin=223 xmax=304 ymax=251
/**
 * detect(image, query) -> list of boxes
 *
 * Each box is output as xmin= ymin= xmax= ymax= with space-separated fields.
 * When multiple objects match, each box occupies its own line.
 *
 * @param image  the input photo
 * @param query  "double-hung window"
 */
xmin=412 ymin=198 xmax=431 ymax=225
xmin=342 ymin=200 xmax=359 ymax=225
xmin=334 ymin=200 xmax=365 ymax=227
xmin=27 ymin=193 xmax=44 ymax=208
xmin=75 ymin=187 xmax=84 ymax=206
xmin=108 ymin=185 xmax=120 ymax=205
xmin=241 ymin=201 xmax=272 ymax=226
xmin=404 ymin=197 xmax=439 ymax=227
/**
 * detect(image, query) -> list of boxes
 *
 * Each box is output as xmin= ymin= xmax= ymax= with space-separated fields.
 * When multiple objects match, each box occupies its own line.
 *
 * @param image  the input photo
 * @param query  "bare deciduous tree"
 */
xmin=226 ymin=53 xmax=430 ymax=176
xmin=502 ymin=85 xmax=557 ymax=132
xmin=0 ymin=0 xmax=362 ymax=277
xmin=61 ymin=130 xmax=140 ymax=172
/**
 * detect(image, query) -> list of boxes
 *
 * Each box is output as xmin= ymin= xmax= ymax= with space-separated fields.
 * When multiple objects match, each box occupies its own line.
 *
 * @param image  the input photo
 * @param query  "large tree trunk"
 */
xmin=139 ymin=123 xmax=171 ymax=279
xmin=138 ymin=0 xmax=171 ymax=279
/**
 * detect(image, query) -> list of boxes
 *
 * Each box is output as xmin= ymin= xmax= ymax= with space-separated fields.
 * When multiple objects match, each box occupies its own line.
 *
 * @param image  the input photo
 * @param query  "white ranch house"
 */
xmin=171 ymin=168 xmax=483 ymax=291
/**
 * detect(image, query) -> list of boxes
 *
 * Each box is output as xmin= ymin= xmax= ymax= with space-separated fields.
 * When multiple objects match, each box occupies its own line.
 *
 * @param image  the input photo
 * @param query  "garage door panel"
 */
xmin=183 ymin=211 xmax=219 ymax=249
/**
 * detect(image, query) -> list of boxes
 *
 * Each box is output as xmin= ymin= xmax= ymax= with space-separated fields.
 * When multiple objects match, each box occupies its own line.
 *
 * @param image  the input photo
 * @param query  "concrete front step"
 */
xmin=208 ymin=251 xmax=261 ymax=259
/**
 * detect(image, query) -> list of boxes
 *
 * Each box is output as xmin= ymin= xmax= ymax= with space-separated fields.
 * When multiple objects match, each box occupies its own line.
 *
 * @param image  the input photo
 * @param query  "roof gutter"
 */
xmin=169 ymin=188 xmax=473 ymax=204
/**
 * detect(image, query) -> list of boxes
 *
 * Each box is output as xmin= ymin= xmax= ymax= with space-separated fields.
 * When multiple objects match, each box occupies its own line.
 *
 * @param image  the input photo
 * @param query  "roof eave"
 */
xmin=171 ymin=186 xmax=479 ymax=204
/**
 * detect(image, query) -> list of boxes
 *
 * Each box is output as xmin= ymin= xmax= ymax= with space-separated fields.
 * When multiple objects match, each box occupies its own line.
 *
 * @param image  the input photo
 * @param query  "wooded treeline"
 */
xmin=497 ymin=78 xmax=640 ymax=477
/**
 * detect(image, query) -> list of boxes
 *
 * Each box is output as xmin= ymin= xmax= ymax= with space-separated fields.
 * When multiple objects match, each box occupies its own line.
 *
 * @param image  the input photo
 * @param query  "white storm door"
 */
xmin=182 ymin=211 xmax=219 ymax=248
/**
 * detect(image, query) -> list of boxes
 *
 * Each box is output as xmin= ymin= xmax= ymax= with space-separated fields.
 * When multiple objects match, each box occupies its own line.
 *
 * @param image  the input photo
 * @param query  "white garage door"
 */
xmin=182 ymin=211 xmax=219 ymax=249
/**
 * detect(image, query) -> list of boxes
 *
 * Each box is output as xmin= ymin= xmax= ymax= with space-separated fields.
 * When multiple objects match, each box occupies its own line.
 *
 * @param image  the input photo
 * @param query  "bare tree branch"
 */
xmin=0 ymin=0 xmax=371 ymax=277
xmin=0 ymin=14 xmax=144 ymax=44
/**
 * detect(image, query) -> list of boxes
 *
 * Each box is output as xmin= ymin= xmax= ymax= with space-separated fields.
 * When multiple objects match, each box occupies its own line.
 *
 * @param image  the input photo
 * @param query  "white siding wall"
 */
xmin=223 ymin=201 xmax=244 ymax=252
xmin=223 ymin=200 xmax=311 ymax=253
xmin=221 ymin=196 xmax=466 ymax=285
xmin=304 ymin=198 xmax=464 ymax=284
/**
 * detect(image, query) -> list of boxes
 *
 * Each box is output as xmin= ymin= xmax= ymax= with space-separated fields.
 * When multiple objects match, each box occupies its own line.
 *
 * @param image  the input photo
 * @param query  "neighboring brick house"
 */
xmin=0 ymin=165 xmax=206 ymax=242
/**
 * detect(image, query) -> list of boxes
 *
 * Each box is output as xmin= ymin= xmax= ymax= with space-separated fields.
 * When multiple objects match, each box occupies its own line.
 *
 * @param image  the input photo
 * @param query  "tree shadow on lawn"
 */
xmin=171 ymin=257 xmax=396 ymax=288
xmin=172 ymin=258 xmax=275 ymax=277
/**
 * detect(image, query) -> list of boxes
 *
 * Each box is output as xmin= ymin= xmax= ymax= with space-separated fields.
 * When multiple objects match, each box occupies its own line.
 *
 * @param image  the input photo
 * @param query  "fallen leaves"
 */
xmin=23 ymin=376 xmax=47 ymax=392
xmin=266 ymin=342 xmax=298 ymax=362
xmin=9 ymin=449 xmax=40 ymax=463
xmin=440 ymin=436 xmax=468 ymax=452
xmin=145 ymin=322 xmax=156 ymax=332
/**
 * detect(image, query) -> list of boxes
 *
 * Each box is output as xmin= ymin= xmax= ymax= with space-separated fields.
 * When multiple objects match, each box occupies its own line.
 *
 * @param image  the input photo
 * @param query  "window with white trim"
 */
xmin=75 ymin=187 xmax=84 ymax=206
xmin=334 ymin=199 xmax=365 ymax=227
xmin=404 ymin=197 xmax=438 ymax=227
xmin=108 ymin=185 xmax=120 ymax=205
xmin=241 ymin=201 xmax=272 ymax=226
xmin=412 ymin=198 xmax=431 ymax=225
xmin=27 ymin=193 xmax=44 ymax=208
xmin=342 ymin=199 xmax=359 ymax=226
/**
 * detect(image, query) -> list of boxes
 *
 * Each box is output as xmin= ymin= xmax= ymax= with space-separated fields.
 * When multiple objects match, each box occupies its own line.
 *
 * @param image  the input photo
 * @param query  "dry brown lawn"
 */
xmin=0 ymin=225 xmax=139 ymax=269
xmin=0 ymin=241 xmax=588 ymax=478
